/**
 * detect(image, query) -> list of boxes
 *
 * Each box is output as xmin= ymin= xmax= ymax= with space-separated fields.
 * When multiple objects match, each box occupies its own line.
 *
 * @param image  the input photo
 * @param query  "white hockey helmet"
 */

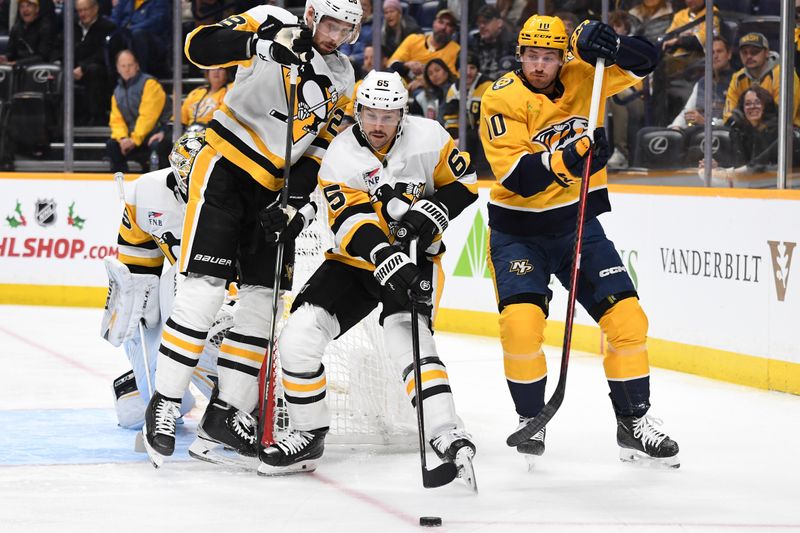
xmin=168 ymin=129 xmax=205 ymax=202
xmin=305 ymin=0 xmax=363 ymax=44
xmin=355 ymin=70 xmax=408 ymax=145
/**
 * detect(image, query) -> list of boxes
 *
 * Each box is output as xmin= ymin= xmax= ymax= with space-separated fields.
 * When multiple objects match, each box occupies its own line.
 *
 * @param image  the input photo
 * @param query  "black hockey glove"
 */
xmin=571 ymin=20 xmax=620 ymax=66
xmin=372 ymin=244 xmax=432 ymax=308
xmin=259 ymin=197 xmax=317 ymax=243
xmin=395 ymin=197 xmax=449 ymax=253
xmin=251 ymin=15 xmax=314 ymax=65
xmin=550 ymin=128 xmax=611 ymax=188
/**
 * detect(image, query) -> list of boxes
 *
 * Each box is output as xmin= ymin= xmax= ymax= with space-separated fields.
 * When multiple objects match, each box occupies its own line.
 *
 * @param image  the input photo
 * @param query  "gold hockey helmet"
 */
xmin=517 ymin=15 xmax=568 ymax=57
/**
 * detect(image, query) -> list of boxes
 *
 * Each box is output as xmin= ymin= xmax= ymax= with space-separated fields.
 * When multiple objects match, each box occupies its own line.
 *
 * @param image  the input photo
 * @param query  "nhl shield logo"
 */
xmin=35 ymin=199 xmax=57 ymax=227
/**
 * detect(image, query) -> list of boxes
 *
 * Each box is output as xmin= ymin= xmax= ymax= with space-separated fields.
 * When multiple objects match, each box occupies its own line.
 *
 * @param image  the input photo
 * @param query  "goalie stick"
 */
xmin=506 ymin=58 xmax=608 ymax=448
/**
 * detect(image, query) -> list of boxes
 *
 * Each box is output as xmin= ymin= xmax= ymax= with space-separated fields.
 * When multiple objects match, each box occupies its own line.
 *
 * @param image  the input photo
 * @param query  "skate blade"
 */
xmin=188 ymin=435 xmax=258 ymax=470
xmin=454 ymin=448 xmax=478 ymax=493
xmin=619 ymin=447 xmax=680 ymax=469
xmin=257 ymin=459 xmax=319 ymax=476
xmin=140 ymin=427 xmax=165 ymax=469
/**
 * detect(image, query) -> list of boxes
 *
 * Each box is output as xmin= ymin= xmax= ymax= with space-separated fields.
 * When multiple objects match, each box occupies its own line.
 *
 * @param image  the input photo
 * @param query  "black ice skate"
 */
xmin=430 ymin=428 xmax=478 ymax=493
xmin=257 ymin=427 xmax=329 ymax=476
xmin=188 ymin=397 xmax=258 ymax=469
xmin=142 ymin=391 xmax=182 ymax=468
xmin=514 ymin=417 xmax=546 ymax=471
xmin=617 ymin=414 xmax=680 ymax=469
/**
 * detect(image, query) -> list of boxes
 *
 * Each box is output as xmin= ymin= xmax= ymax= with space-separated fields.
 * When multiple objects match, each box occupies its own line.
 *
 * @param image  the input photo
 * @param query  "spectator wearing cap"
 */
xmin=0 ymin=0 xmax=58 ymax=66
xmin=382 ymin=0 xmax=420 ymax=58
xmin=469 ymin=5 xmax=516 ymax=81
xmin=436 ymin=0 xmax=486 ymax=27
xmin=388 ymin=9 xmax=460 ymax=82
xmin=723 ymin=32 xmax=800 ymax=126
xmin=74 ymin=0 xmax=116 ymax=126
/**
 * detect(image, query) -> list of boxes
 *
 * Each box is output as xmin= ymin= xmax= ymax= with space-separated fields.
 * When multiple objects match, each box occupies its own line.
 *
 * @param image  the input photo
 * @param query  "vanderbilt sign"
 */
xmin=767 ymin=241 xmax=796 ymax=302
xmin=659 ymin=248 xmax=762 ymax=282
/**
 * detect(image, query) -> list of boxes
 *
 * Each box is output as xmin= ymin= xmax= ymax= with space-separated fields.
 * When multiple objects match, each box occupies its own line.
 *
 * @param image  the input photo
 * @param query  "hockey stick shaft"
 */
xmin=259 ymin=65 xmax=299 ymax=447
xmin=138 ymin=320 xmax=154 ymax=400
xmin=409 ymin=239 xmax=459 ymax=488
xmin=506 ymin=59 xmax=606 ymax=447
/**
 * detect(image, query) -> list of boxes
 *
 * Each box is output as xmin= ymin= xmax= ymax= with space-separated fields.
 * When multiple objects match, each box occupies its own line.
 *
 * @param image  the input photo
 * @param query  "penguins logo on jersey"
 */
xmin=157 ymin=231 xmax=181 ymax=264
xmin=371 ymin=182 xmax=425 ymax=236
xmin=533 ymin=116 xmax=588 ymax=151
xmin=270 ymin=64 xmax=338 ymax=143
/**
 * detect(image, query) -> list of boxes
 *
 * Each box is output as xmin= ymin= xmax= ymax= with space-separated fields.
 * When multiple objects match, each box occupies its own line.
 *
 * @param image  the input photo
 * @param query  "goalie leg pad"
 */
xmin=112 ymin=370 xmax=146 ymax=429
xmin=155 ymin=274 xmax=226 ymax=399
xmin=499 ymin=303 xmax=548 ymax=418
xmin=598 ymin=296 xmax=651 ymax=416
xmin=216 ymin=285 xmax=277 ymax=412
xmin=278 ymin=304 xmax=340 ymax=431
xmin=384 ymin=312 xmax=458 ymax=438
xmin=101 ymin=257 xmax=160 ymax=347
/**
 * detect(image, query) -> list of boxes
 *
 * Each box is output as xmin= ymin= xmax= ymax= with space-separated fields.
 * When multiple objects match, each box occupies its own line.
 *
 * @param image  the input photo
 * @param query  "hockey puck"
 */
xmin=419 ymin=516 xmax=442 ymax=527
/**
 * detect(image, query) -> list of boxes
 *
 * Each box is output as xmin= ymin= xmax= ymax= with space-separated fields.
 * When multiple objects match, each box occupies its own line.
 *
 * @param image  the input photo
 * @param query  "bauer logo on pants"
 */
xmin=767 ymin=240 xmax=796 ymax=302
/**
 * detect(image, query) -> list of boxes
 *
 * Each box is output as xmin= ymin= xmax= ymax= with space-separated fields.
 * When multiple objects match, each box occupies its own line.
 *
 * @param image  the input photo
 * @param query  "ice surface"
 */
xmin=1 ymin=305 xmax=798 ymax=532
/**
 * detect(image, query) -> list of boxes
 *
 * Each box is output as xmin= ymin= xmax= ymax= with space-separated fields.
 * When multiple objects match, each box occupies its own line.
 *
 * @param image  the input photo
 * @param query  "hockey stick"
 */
xmin=409 ymin=239 xmax=459 ymax=488
xmin=259 ymin=64 xmax=299 ymax=448
xmin=506 ymin=58 xmax=607 ymax=448
xmin=134 ymin=320 xmax=155 ymax=453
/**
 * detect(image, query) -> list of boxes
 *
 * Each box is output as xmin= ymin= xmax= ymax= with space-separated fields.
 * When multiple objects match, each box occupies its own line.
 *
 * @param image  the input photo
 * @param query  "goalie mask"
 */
xmin=355 ymin=70 xmax=408 ymax=150
xmin=168 ymin=129 xmax=205 ymax=203
xmin=305 ymin=0 xmax=362 ymax=46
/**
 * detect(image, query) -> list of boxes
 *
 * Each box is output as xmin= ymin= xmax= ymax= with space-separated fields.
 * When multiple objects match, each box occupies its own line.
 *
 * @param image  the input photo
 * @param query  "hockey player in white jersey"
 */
xmin=142 ymin=0 xmax=361 ymax=467
xmin=101 ymin=131 xmax=228 ymax=429
xmin=258 ymin=71 xmax=480 ymax=490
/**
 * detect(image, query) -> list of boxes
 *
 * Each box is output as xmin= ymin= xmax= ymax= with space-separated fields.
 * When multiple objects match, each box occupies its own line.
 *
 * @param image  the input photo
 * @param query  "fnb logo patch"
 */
xmin=509 ymin=259 xmax=533 ymax=275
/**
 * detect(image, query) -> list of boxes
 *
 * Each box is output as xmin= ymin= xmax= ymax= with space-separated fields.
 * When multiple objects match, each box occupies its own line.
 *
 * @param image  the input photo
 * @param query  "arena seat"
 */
xmin=633 ymin=127 xmax=687 ymax=169
xmin=685 ymin=127 xmax=735 ymax=167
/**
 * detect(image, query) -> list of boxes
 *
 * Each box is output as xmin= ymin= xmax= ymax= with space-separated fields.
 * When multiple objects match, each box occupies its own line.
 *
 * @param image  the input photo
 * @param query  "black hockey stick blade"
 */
xmin=422 ymin=462 xmax=459 ymax=488
xmin=506 ymin=387 xmax=565 ymax=447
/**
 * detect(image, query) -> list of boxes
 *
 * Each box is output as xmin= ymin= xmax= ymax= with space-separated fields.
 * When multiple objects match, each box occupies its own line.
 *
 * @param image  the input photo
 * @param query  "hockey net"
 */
xmin=266 ymin=188 xmax=417 ymax=445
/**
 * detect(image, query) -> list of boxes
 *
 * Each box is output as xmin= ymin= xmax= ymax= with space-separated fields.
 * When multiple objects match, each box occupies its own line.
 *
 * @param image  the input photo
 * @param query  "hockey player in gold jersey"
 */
xmin=480 ymin=15 xmax=680 ymax=468
xmin=257 ymin=71 xmax=479 ymax=490
xmin=142 ymin=0 xmax=362 ymax=468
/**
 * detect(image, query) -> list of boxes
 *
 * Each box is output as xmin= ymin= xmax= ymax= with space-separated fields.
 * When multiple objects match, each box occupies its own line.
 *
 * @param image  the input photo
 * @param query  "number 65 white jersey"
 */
xmin=318 ymin=115 xmax=479 ymax=270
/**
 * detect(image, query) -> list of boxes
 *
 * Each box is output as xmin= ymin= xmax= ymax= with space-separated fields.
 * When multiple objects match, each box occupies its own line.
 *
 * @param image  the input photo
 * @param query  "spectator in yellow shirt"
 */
xmin=106 ymin=49 xmax=170 ymax=173
xmin=181 ymin=67 xmax=231 ymax=127
xmin=723 ymin=32 xmax=800 ymax=127
xmin=388 ymin=9 xmax=459 ymax=81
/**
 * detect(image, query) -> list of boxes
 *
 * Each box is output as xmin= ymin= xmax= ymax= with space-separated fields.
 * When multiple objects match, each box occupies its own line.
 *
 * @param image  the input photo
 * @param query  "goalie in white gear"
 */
xmin=101 ymin=131 xmax=230 ymax=430
xmin=142 ymin=0 xmax=360 ymax=468
xmin=258 ymin=71 xmax=480 ymax=490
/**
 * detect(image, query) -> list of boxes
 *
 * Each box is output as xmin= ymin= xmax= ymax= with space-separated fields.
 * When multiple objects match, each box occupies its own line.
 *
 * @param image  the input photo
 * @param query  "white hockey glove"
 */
xmin=100 ymin=257 xmax=160 ymax=347
xmin=258 ymin=198 xmax=317 ymax=243
xmin=395 ymin=197 xmax=449 ymax=253
xmin=251 ymin=15 xmax=313 ymax=65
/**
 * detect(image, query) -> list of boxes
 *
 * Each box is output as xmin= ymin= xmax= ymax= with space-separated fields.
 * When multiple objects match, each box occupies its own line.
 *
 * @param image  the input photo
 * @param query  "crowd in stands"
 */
xmin=0 ymin=0 xmax=799 ymax=178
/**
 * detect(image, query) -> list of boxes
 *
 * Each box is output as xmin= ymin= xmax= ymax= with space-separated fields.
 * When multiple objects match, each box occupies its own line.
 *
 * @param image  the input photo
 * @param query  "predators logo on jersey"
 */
xmin=270 ymin=64 xmax=339 ymax=144
xmin=533 ymin=116 xmax=587 ymax=152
